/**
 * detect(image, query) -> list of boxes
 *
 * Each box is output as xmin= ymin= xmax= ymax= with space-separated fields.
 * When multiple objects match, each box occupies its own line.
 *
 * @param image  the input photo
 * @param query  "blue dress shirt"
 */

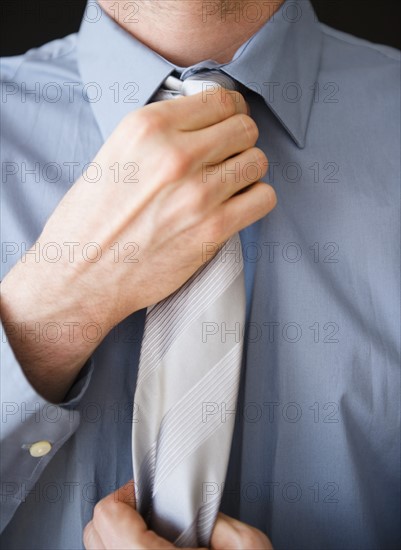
xmin=1 ymin=0 xmax=400 ymax=548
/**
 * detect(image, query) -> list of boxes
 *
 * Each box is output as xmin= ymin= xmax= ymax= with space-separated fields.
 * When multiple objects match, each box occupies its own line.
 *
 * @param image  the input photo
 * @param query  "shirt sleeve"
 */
xmin=0 ymin=320 xmax=94 ymax=532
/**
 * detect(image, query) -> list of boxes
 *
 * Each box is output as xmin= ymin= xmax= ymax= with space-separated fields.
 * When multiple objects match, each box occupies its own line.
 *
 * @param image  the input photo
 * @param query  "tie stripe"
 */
xmin=132 ymin=70 xmax=246 ymax=547
xmin=135 ymin=342 xmax=241 ymax=523
xmin=134 ymin=255 xmax=245 ymax=439
xmin=152 ymin=344 xmax=242 ymax=495
xmin=175 ymin=497 xmax=222 ymax=548
xmin=136 ymin=236 xmax=242 ymax=387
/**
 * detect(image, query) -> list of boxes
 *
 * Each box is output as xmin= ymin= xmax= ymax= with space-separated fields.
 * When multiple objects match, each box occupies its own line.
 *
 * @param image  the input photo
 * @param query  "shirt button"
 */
xmin=29 ymin=440 xmax=52 ymax=457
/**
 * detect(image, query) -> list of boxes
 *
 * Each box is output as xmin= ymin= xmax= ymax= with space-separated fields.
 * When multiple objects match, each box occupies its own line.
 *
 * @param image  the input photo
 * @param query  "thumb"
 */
xmin=211 ymin=513 xmax=273 ymax=550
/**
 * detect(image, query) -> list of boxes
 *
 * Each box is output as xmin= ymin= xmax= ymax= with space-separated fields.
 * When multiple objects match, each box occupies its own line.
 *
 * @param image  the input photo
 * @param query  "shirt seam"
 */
xmin=2 ymin=34 xmax=78 ymax=81
xmin=319 ymin=23 xmax=400 ymax=63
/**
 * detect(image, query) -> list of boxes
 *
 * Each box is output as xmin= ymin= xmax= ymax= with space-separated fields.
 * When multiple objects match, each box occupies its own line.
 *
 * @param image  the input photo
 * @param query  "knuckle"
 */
xmin=93 ymin=498 xmax=113 ymax=521
xmin=119 ymin=109 xmax=137 ymax=133
xmin=235 ymin=524 xmax=266 ymax=549
xmin=238 ymin=114 xmax=259 ymax=143
xmin=163 ymin=145 xmax=193 ymax=180
xmin=130 ymin=110 xmax=166 ymax=139
xmin=217 ymin=90 xmax=238 ymax=117
xmin=92 ymin=497 xmax=120 ymax=528
xmin=253 ymin=147 xmax=269 ymax=175
xmin=253 ymin=147 xmax=268 ymax=167
xmin=246 ymin=184 xmax=277 ymax=222
xmin=229 ymin=90 xmax=245 ymax=111
xmin=261 ymin=183 xmax=277 ymax=211
xmin=120 ymin=109 xmax=137 ymax=128
xmin=93 ymin=500 xmax=106 ymax=522
xmin=82 ymin=524 xmax=93 ymax=548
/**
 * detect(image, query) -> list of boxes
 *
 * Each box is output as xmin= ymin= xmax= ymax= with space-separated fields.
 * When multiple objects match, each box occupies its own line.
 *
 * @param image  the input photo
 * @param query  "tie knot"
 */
xmin=183 ymin=70 xmax=238 ymax=95
xmin=152 ymin=70 xmax=238 ymax=102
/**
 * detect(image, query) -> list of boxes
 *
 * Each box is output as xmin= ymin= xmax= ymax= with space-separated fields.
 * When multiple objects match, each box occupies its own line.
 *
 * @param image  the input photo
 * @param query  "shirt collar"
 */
xmin=77 ymin=0 xmax=322 ymax=148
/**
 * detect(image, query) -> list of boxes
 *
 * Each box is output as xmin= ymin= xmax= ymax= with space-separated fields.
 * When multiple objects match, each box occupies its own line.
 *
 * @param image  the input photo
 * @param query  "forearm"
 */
xmin=1 ymin=262 xmax=103 ymax=403
xmin=0 ymin=89 xmax=273 ymax=403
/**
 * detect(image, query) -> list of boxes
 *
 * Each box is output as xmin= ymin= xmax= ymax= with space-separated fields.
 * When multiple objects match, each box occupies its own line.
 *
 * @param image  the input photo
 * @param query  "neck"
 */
xmin=99 ymin=0 xmax=284 ymax=67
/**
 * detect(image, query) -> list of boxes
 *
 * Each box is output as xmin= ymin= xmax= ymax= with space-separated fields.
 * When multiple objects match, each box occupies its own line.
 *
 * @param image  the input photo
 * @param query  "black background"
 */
xmin=0 ymin=0 xmax=400 ymax=57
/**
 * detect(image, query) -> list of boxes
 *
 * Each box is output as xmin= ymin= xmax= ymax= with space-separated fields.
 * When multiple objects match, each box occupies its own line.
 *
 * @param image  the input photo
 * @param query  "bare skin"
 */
xmin=83 ymin=480 xmax=274 ymax=549
xmin=1 ymin=0 xmax=281 ymax=404
xmin=1 ymin=89 xmax=275 ymax=402
xmin=1 ymin=3 xmax=278 ymax=547
xmin=99 ymin=0 xmax=284 ymax=66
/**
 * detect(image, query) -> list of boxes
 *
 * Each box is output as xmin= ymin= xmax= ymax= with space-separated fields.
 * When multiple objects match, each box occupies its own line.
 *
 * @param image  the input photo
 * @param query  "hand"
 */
xmin=83 ymin=480 xmax=274 ymax=550
xmin=1 ymin=88 xmax=276 ymax=401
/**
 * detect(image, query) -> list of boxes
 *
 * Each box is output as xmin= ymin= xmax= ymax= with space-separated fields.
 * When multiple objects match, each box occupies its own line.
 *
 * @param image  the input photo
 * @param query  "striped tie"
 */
xmin=132 ymin=70 xmax=246 ymax=547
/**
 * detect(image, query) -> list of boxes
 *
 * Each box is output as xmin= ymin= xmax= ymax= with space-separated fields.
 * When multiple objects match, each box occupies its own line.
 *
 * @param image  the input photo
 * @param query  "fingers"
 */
xmin=121 ymin=90 xmax=256 ymax=179
xmin=186 ymin=112 xmax=259 ymax=166
xmin=178 ymin=147 xmax=269 ymax=224
xmin=156 ymin=88 xmax=248 ymax=131
xmin=83 ymin=521 xmax=105 ymax=550
xmin=211 ymin=513 xmax=274 ymax=550
xmin=203 ymin=182 xmax=277 ymax=244
xmin=92 ymin=480 xmax=136 ymax=515
xmin=201 ymin=147 xmax=269 ymax=206
xmin=225 ymin=182 xmax=277 ymax=237
xmin=90 ymin=499 xmax=145 ymax=549
xmin=84 ymin=481 xmax=175 ymax=550
xmin=83 ymin=481 xmax=143 ymax=549
xmin=83 ymin=485 xmax=274 ymax=550
xmin=112 ymin=480 xmax=136 ymax=507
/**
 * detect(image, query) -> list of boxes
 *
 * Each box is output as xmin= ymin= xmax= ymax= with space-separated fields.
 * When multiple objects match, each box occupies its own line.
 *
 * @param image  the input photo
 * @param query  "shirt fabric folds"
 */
xmin=1 ymin=0 xmax=400 ymax=548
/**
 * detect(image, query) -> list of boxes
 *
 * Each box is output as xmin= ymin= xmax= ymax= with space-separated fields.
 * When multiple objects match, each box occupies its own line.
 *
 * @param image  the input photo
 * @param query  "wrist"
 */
xmin=1 ymin=261 xmax=106 ymax=402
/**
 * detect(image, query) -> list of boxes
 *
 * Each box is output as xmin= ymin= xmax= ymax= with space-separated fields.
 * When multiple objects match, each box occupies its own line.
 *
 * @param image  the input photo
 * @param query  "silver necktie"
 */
xmin=132 ymin=70 xmax=246 ymax=547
